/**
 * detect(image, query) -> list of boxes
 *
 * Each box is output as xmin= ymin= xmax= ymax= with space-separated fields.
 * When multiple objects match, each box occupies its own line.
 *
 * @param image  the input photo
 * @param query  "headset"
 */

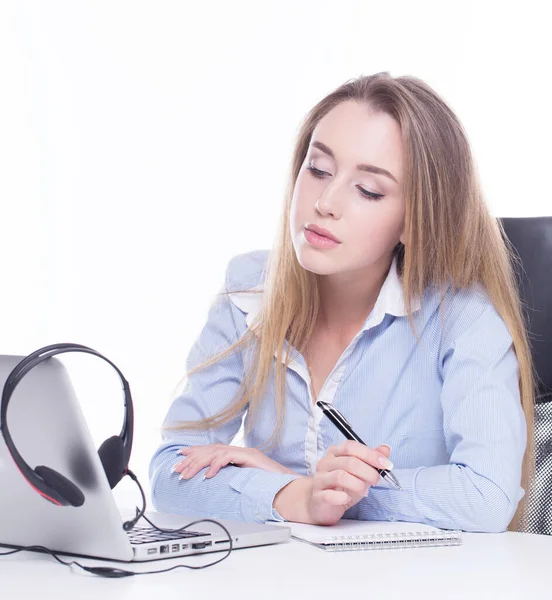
xmin=0 ymin=343 xmax=234 ymax=577
xmin=0 ymin=342 xmax=133 ymax=508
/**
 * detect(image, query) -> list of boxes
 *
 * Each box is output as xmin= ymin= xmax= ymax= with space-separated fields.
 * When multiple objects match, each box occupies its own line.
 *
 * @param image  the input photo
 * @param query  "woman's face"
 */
xmin=290 ymin=100 xmax=405 ymax=276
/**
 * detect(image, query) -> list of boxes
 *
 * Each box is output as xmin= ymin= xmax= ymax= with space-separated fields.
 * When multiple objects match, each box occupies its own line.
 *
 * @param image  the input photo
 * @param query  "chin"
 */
xmin=293 ymin=244 xmax=342 ymax=276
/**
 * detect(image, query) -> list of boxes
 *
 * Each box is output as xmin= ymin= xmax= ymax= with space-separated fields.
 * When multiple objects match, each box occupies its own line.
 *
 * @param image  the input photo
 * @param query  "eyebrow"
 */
xmin=310 ymin=141 xmax=398 ymax=184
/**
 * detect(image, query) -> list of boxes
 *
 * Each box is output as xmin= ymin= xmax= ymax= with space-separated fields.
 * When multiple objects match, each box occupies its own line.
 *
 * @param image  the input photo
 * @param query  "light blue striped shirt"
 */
xmin=149 ymin=250 xmax=527 ymax=533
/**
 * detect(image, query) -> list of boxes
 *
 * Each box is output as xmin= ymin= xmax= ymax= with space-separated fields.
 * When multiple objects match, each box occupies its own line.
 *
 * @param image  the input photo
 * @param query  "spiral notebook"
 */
xmin=272 ymin=519 xmax=462 ymax=552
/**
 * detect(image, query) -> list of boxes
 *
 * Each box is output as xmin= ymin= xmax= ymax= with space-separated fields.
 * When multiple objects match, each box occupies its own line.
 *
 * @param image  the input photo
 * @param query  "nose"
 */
xmin=314 ymin=184 xmax=342 ymax=219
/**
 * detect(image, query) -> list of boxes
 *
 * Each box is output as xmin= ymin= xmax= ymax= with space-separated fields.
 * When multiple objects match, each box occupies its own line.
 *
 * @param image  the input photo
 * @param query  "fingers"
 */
xmin=317 ymin=469 xmax=371 ymax=500
xmin=173 ymin=447 xmax=214 ymax=479
xmin=330 ymin=440 xmax=393 ymax=471
xmin=378 ymin=444 xmax=392 ymax=459
xmin=173 ymin=455 xmax=210 ymax=479
xmin=317 ymin=488 xmax=351 ymax=506
xmin=204 ymin=455 xmax=232 ymax=479
xmin=323 ymin=455 xmax=382 ymax=486
xmin=173 ymin=446 xmax=236 ymax=480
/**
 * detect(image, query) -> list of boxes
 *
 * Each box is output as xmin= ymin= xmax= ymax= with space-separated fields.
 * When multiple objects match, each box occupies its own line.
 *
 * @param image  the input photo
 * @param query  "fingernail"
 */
xmin=172 ymin=460 xmax=186 ymax=473
xmin=381 ymin=444 xmax=392 ymax=452
xmin=378 ymin=456 xmax=393 ymax=469
xmin=202 ymin=474 xmax=208 ymax=480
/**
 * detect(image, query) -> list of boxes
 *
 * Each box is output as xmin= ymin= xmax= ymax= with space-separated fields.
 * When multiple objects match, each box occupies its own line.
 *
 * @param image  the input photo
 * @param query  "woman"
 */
xmin=149 ymin=72 xmax=536 ymax=533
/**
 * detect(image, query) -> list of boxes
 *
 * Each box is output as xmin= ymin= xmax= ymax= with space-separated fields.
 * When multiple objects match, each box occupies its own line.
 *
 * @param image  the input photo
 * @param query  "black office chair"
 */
xmin=499 ymin=216 xmax=552 ymax=535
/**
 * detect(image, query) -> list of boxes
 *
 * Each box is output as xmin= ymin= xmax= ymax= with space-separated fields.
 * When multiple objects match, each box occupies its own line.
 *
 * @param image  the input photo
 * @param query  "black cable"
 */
xmin=0 ymin=470 xmax=234 ymax=577
xmin=122 ymin=469 xmax=147 ymax=531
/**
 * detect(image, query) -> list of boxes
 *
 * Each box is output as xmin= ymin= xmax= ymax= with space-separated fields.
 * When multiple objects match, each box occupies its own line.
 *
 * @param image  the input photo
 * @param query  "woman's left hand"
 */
xmin=173 ymin=444 xmax=298 ymax=480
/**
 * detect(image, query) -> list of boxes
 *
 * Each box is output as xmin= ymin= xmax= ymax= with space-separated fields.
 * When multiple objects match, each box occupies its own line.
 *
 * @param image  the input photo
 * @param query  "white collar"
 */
xmin=229 ymin=253 xmax=422 ymax=332
xmin=371 ymin=253 xmax=422 ymax=319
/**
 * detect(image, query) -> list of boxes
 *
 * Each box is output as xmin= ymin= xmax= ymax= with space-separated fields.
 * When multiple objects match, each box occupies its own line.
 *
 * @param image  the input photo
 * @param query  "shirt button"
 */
xmin=388 ymin=514 xmax=396 ymax=522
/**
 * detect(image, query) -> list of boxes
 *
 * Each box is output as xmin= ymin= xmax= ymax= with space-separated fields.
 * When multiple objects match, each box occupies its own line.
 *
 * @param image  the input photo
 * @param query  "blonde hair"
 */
xmin=165 ymin=72 xmax=537 ymax=532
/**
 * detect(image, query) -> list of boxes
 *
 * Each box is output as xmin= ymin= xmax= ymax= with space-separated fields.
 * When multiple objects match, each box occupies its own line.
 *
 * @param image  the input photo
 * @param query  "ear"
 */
xmin=399 ymin=226 xmax=405 ymax=246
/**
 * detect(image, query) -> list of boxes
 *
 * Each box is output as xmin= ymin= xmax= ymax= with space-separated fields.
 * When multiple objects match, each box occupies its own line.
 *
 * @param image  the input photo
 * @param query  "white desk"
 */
xmin=1 ymin=519 xmax=551 ymax=600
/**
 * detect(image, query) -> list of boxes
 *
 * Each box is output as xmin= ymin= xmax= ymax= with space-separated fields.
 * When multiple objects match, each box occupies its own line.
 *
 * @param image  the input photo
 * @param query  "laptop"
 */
xmin=0 ymin=354 xmax=291 ymax=562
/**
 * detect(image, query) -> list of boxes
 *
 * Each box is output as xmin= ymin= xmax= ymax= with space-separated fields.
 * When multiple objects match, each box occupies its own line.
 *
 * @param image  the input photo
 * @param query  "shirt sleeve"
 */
xmin=350 ymin=294 xmax=528 ymax=533
xmin=149 ymin=256 xmax=302 ymax=524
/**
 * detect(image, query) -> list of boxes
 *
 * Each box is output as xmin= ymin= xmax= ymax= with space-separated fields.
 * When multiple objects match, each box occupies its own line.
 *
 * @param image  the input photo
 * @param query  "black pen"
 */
xmin=316 ymin=399 xmax=403 ymax=491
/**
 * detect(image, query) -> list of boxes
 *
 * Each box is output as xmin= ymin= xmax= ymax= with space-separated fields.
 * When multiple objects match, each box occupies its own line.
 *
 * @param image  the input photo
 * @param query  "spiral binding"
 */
xmin=323 ymin=530 xmax=462 ymax=552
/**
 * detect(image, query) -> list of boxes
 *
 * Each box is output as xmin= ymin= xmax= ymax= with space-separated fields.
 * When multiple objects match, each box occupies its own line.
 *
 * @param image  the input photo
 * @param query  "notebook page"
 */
xmin=281 ymin=519 xmax=449 ymax=544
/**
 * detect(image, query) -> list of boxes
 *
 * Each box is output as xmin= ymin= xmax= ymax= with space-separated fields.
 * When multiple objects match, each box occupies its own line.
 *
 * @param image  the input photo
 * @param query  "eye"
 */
xmin=306 ymin=164 xmax=384 ymax=201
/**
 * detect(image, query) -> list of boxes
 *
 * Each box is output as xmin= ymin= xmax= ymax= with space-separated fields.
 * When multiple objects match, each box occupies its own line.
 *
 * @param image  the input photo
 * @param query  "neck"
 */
xmin=315 ymin=254 xmax=394 ymax=335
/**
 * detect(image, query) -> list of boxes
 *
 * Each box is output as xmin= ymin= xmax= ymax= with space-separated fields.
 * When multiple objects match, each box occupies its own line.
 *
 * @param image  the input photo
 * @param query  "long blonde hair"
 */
xmin=166 ymin=72 xmax=537 ymax=531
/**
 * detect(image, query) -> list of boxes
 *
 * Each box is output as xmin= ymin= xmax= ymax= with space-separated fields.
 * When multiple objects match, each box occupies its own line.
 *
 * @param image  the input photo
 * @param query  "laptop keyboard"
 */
xmin=127 ymin=525 xmax=211 ymax=545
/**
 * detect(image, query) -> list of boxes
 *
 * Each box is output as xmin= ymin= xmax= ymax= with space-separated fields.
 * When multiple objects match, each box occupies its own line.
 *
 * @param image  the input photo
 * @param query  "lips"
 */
xmin=305 ymin=224 xmax=340 ymax=243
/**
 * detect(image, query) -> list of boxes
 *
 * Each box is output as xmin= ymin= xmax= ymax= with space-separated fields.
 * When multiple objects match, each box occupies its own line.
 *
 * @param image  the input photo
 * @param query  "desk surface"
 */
xmin=1 ymin=518 xmax=551 ymax=600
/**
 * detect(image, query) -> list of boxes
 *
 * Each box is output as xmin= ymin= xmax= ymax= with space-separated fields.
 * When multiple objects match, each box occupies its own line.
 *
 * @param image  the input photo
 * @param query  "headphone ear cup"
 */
xmin=98 ymin=435 xmax=125 ymax=489
xmin=34 ymin=465 xmax=85 ymax=507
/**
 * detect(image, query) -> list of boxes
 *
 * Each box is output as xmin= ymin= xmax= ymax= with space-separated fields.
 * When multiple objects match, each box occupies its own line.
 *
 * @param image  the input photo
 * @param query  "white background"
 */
xmin=0 ymin=0 xmax=550 ymax=506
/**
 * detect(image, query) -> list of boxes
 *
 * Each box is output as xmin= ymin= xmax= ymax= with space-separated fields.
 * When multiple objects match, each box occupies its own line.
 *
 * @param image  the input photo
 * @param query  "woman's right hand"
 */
xmin=273 ymin=441 xmax=392 ymax=525
xmin=309 ymin=441 xmax=392 ymax=525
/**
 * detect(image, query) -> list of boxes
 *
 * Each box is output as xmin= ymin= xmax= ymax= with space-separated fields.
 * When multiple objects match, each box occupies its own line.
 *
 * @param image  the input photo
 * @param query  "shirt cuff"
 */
xmin=229 ymin=469 xmax=303 ymax=523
